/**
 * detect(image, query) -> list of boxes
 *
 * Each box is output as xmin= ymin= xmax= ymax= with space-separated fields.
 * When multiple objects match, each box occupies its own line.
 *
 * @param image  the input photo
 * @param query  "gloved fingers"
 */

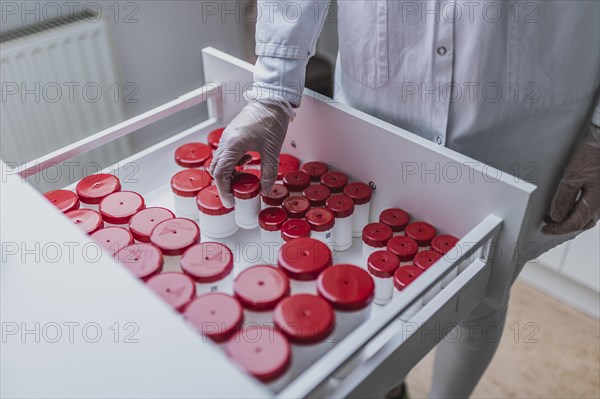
xmin=209 ymin=150 xmax=240 ymax=209
xmin=548 ymin=180 xmax=581 ymax=222
xmin=259 ymin=151 xmax=279 ymax=195
xmin=542 ymin=193 xmax=594 ymax=235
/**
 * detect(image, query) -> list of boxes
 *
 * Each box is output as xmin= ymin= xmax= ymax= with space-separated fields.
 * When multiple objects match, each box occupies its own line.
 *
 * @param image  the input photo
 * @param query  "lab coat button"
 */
xmin=437 ymin=46 xmax=447 ymax=56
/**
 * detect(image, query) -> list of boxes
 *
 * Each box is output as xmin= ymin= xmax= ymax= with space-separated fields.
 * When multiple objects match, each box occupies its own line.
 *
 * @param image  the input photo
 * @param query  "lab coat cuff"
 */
xmin=255 ymin=43 xmax=311 ymax=60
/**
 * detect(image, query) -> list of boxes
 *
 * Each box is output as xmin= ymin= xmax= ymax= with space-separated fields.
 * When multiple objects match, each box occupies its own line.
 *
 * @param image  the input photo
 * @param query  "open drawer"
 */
xmin=3 ymin=48 xmax=535 ymax=398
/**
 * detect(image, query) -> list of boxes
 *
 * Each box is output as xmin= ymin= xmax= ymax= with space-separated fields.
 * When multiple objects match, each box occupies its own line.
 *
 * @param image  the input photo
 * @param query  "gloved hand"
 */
xmin=208 ymin=101 xmax=290 ymax=208
xmin=543 ymin=123 xmax=600 ymax=235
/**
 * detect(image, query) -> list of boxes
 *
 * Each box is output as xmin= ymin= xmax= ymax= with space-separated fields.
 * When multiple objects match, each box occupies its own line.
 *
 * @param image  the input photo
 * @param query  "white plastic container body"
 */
xmin=311 ymin=229 xmax=335 ymax=252
xmin=234 ymin=196 xmax=260 ymax=229
xmin=288 ymin=340 xmax=335 ymax=379
xmin=333 ymin=216 xmax=353 ymax=252
xmin=393 ymin=289 xmax=423 ymax=321
xmin=371 ymin=274 xmax=394 ymax=305
xmin=162 ymin=255 xmax=182 ymax=273
xmin=198 ymin=211 xmax=238 ymax=239
xmin=393 ymin=231 xmax=405 ymax=237
xmin=361 ymin=243 xmax=386 ymax=269
xmin=289 ymin=279 xmax=317 ymax=295
xmin=79 ymin=202 xmax=98 ymax=210
xmin=194 ymin=273 xmax=233 ymax=296
xmin=260 ymin=228 xmax=283 ymax=264
xmin=261 ymin=200 xmax=282 ymax=210
xmin=352 ymin=203 xmax=370 ymax=238
xmin=330 ymin=306 xmax=371 ymax=343
xmin=242 ymin=309 xmax=275 ymax=328
xmin=173 ymin=195 xmax=199 ymax=220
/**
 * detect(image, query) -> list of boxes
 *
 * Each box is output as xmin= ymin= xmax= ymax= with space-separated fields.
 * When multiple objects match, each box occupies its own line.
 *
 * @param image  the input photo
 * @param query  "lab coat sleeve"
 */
xmin=593 ymin=96 xmax=600 ymax=127
xmin=246 ymin=0 xmax=332 ymax=111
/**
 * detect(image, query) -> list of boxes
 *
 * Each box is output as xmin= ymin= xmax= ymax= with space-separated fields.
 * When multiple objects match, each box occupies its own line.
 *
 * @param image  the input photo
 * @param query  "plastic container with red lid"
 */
xmin=261 ymin=183 xmax=289 ymax=209
xmin=181 ymin=242 xmax=234 ymax=295
xmin=196 ymin=185 xmax=238 ymax=239
xmin=317 ymin=264 xmax=374 ymax=340
xmin=280 ymin=219 xmax=311 ymax=242
xmin=91 ymin=226 xmax=134 ymax=256
xmin=233 ymin=265 xmax=290 ymax=325
xmin=174 ymin=142 xmax=212 ymax=168
xmin=277 ymin=237 xmax=332 ymax=294
xmin=171 ymin=169 xmax=212 ymax=219
xmin=305 ymin=207 xmax=335 ymax=251
xmin=414 ymin=249 xmax=454 ymax=289
xmin=231 ymin=172 xmax=261 ymax=229
xmin=283 ymin=170 xmax=311 ymax=195
xmin=116 ymin=243 xmax=163 ymax=280
xmin=146 ymin=272 xmax=195 ymax=312
xmin=393 ymin=265 xmax=424 ymax=320
xmin=44 ymin=189 xmax=80 ymax=213
xmin=326 ymin=194 xmax=355 ymax=252
xmin=128 ymin=207 xmax=175 ymax=243
xmin=320 ymin=171 xmax=348 ymax=193
xmin=150 ymin=218 xmax=200 ymax=272
xmin=258 ymin=207 xmax=288 ymax=264
xmin=379 ymin=208 xmax=410 ymax=236
xmin=277 ymin=153 xmax=300 ymax=180
xmin=99 ymin=191 xmax=145 ymax=226
xmin=432 ymin=234 xmax=459 ymax=255
xmin=282 ymin=195 xmax=310 ymax=219
xmin=75 ymin=173 xmax=121 ymax=207
xmin=184 ymin=293 xmax=243 ymax=344
xmin=367 ymin=250 xmax=400 ymax=305
xmin=207 ymin=127 xmax=224 ymax=150
xmin=361 ymin=222 xmax=393 ymax=268
xmin=66 ymin=209 xmax=104 ymax=234
xmin=387 ymin=235 xmax=419 ymax=265
xmin=302 ymin=184 xmax=330 ymax=207
xmin=301 ymin=161 xmax=329 ymax=183
xmin=343 ymin=182 xmax=373 ymax=238
xmin=405 ymin=221 xmax=437 ymax=250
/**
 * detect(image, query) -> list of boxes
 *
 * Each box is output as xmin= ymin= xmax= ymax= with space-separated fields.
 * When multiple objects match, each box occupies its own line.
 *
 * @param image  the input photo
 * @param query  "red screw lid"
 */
xmin=181 ymin=242 xmax=233 ymax=283
xmin=282 ymin=196 xmax=310 ymax=219
xmin=44 ymin=190 xmax=80 ymax=213
xmin=76 ymin=173 xmax=121 ymax=204
xmin=66 ymin=209 xmax=104 ymax=234
xmin=99 ymin=191 xmax=145 ymax=225
xmin=116 ymin=243 xmax=163 ymax=280
xmin=261 ymin=183 xmax=289 ymax=206
xmin=247 ymin=151 xmax=261 ymax=165
xmin=150 ymin=218 xmax=200 ymax=256
xmin=277 ymin=153 xmax=300 ymax=180
xmin=233 ymin=265 xmax=290 ymax=311
xmin=226 ymin=326 xmax=291 ymax=383
xmin=258 ymin=207 xmax=288 ymax=232
xmin=281 ymin=219 xmax=311 ymax=242
xmin=278 ymin=237 xmax=332 ymax=281
xmin=320 ymin=171 xmax=348 ymax=193
xmin=387 ymin=235 xmax=419 ymax=262
xmin=91 ymin=227 xmax=134 ymax=255
xmin=202 ymin=156 xmax=213 ymax=172
xmin=379 ymin=208 xmax=410 ymax=232
xmin=129 ymin=207 xmax=175 ymax=243
xmin=326 ymin=194 xmax=355 ymax=218
xmin=362 ymin=223 xmax=393 ymax=248
xmin=414 ymin=250 xmax=442 ymax=271
xmin=196 ymin=186 xmax=234 ymax=215
xmin=171 ymin=169 xmax=212 ymax=197
xmin=317 ymin=264 xmax=374 ymax=311
xmin=242 ymin=167 xmax=261 ymax=179
xmin=283 ymin=170 xmax=311 ymax=193
xmin=184 ymin=293 xmax=243 ymax=343
xmin=432 ymin=235 xmax=459 ymax=254
xmin=302 ymin=184 xmax=331 ymax=207
xmin=394 ymin=265 xmax=423 ymax=291
xmin=343 ymin=182 xmax=372 ymax=205
xmin=274 ymin=294 xmax=335 ymax=345
xmin=405 ymin=222 xmax=437 ymax=247
xmin=207 ymin=128 xmax=224 ymax=149
xmin=301 ymin=161 xmax=329 ymax=182
xmin=305 ymin=208 xmax=335 ymax=232
xmin=146 ymin=272 xmax=195 ymax=312
xmin=175 ymin=142 xmax=212 ymax=168
xmin=367 ymin=250 xmax=400 ymax=279
xmin=231 ymin=172 xmax=261 ymax=199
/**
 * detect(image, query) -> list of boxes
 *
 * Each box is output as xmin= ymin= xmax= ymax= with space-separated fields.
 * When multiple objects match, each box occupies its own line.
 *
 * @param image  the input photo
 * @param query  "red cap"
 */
xmin=283 ymin=170 xmax=311 ymax=193
xmin=171 ymin=169 xmax=212 ymax=197
xmin=66 ymin=209 xmax=104 ymax=234
xmin=231 ymin=172 xmax=261 ymax=199
xmin=99 ymin=191 xmax=145 ymax=225
xmin=379 ymin=208 xmax=410 ymax=232
xmin=305 ymin=208 xmax=335 ymax=232
xmin=414 ymin=250 xmax=442 ymax=271
xmin=367 ymin=250 xmax=400 ymax=279
xmin=277 ymin=153 xmax=300 ymax=180
xmin=175 ymin=142 xmax=212 ymax=168
xmin=116 ymin=243 xmax=163 ymax=280
xmin=278 ymin=237 xmax=332 ymax=281
xmin=184 ymin=293 xmax=243 ymax=343
xmin=302 ymin=184 xmax=330 ymax=207
xmin=258 ymin=207 xmax=288 ymax=231
xmin=343 ymin=182 xmax=372 ymax=205
xmin=233 ymin=265 xmax=290 ymax=311
xmin=301 ymin=161 xmax=329 ymax=182
xmin=274 ymin=294 xmax=335 ymax=344
xmin=320 ymin=171 xmax=348 ymax=193
xmin=387 ymin=235 xmax=419 ymax=262
xmin=281 ymin=219 xmax=311 ymax=242
xmin=432 ymin=235 xmax=459 ymax=254
xmin=242 ymin=167 xmax=261 ymax=179
xmin=261 ymin=184 xmax=289 ymax=206
xmin=326 ymin=194 xmax=355 ymax=218
xmin=226 ymin=326 xmax=291 ymax=383
xmin=247 ymin=151 xmax=261 ymax=165
xmin=207 ymin=128 xmax=224 ymax=149
xmin=362 ymin=223 xmax=393 ymax=247
xmin=44 ymin=190 xmax=80 ymax=213
xmin=150 ymin=218 xmax=200 ymax=256
xmin=317 ymin=264 xmax=374 ymax=311
xmin=129 ymin=207 xmax=175 ymax=243
xmin=282 ymin=196 xmax=310 ymax=219
xmin=91 ymin=227 xmax=134 ymax=255
xmin=76 ymin=173 xmax=121 ymax=204
xmin=146 ymin=272 xmax=195 ymax=312
xmin=394 ymin=265 xmax=423 ymax=291
xmin=202 ymin=156 xmax=213 ymax=172
xmin=405 ymin=222 xmax=437 ymax=247
xmin=196 ymin=186 xmax=234 ymax=215
xmin=181 ymin=242 xmax=233 ymax=283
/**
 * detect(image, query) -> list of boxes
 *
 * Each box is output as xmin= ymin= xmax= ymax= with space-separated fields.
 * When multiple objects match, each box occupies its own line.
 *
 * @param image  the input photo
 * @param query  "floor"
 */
xmin=406 ymin=280 xmax=600 ymax=398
